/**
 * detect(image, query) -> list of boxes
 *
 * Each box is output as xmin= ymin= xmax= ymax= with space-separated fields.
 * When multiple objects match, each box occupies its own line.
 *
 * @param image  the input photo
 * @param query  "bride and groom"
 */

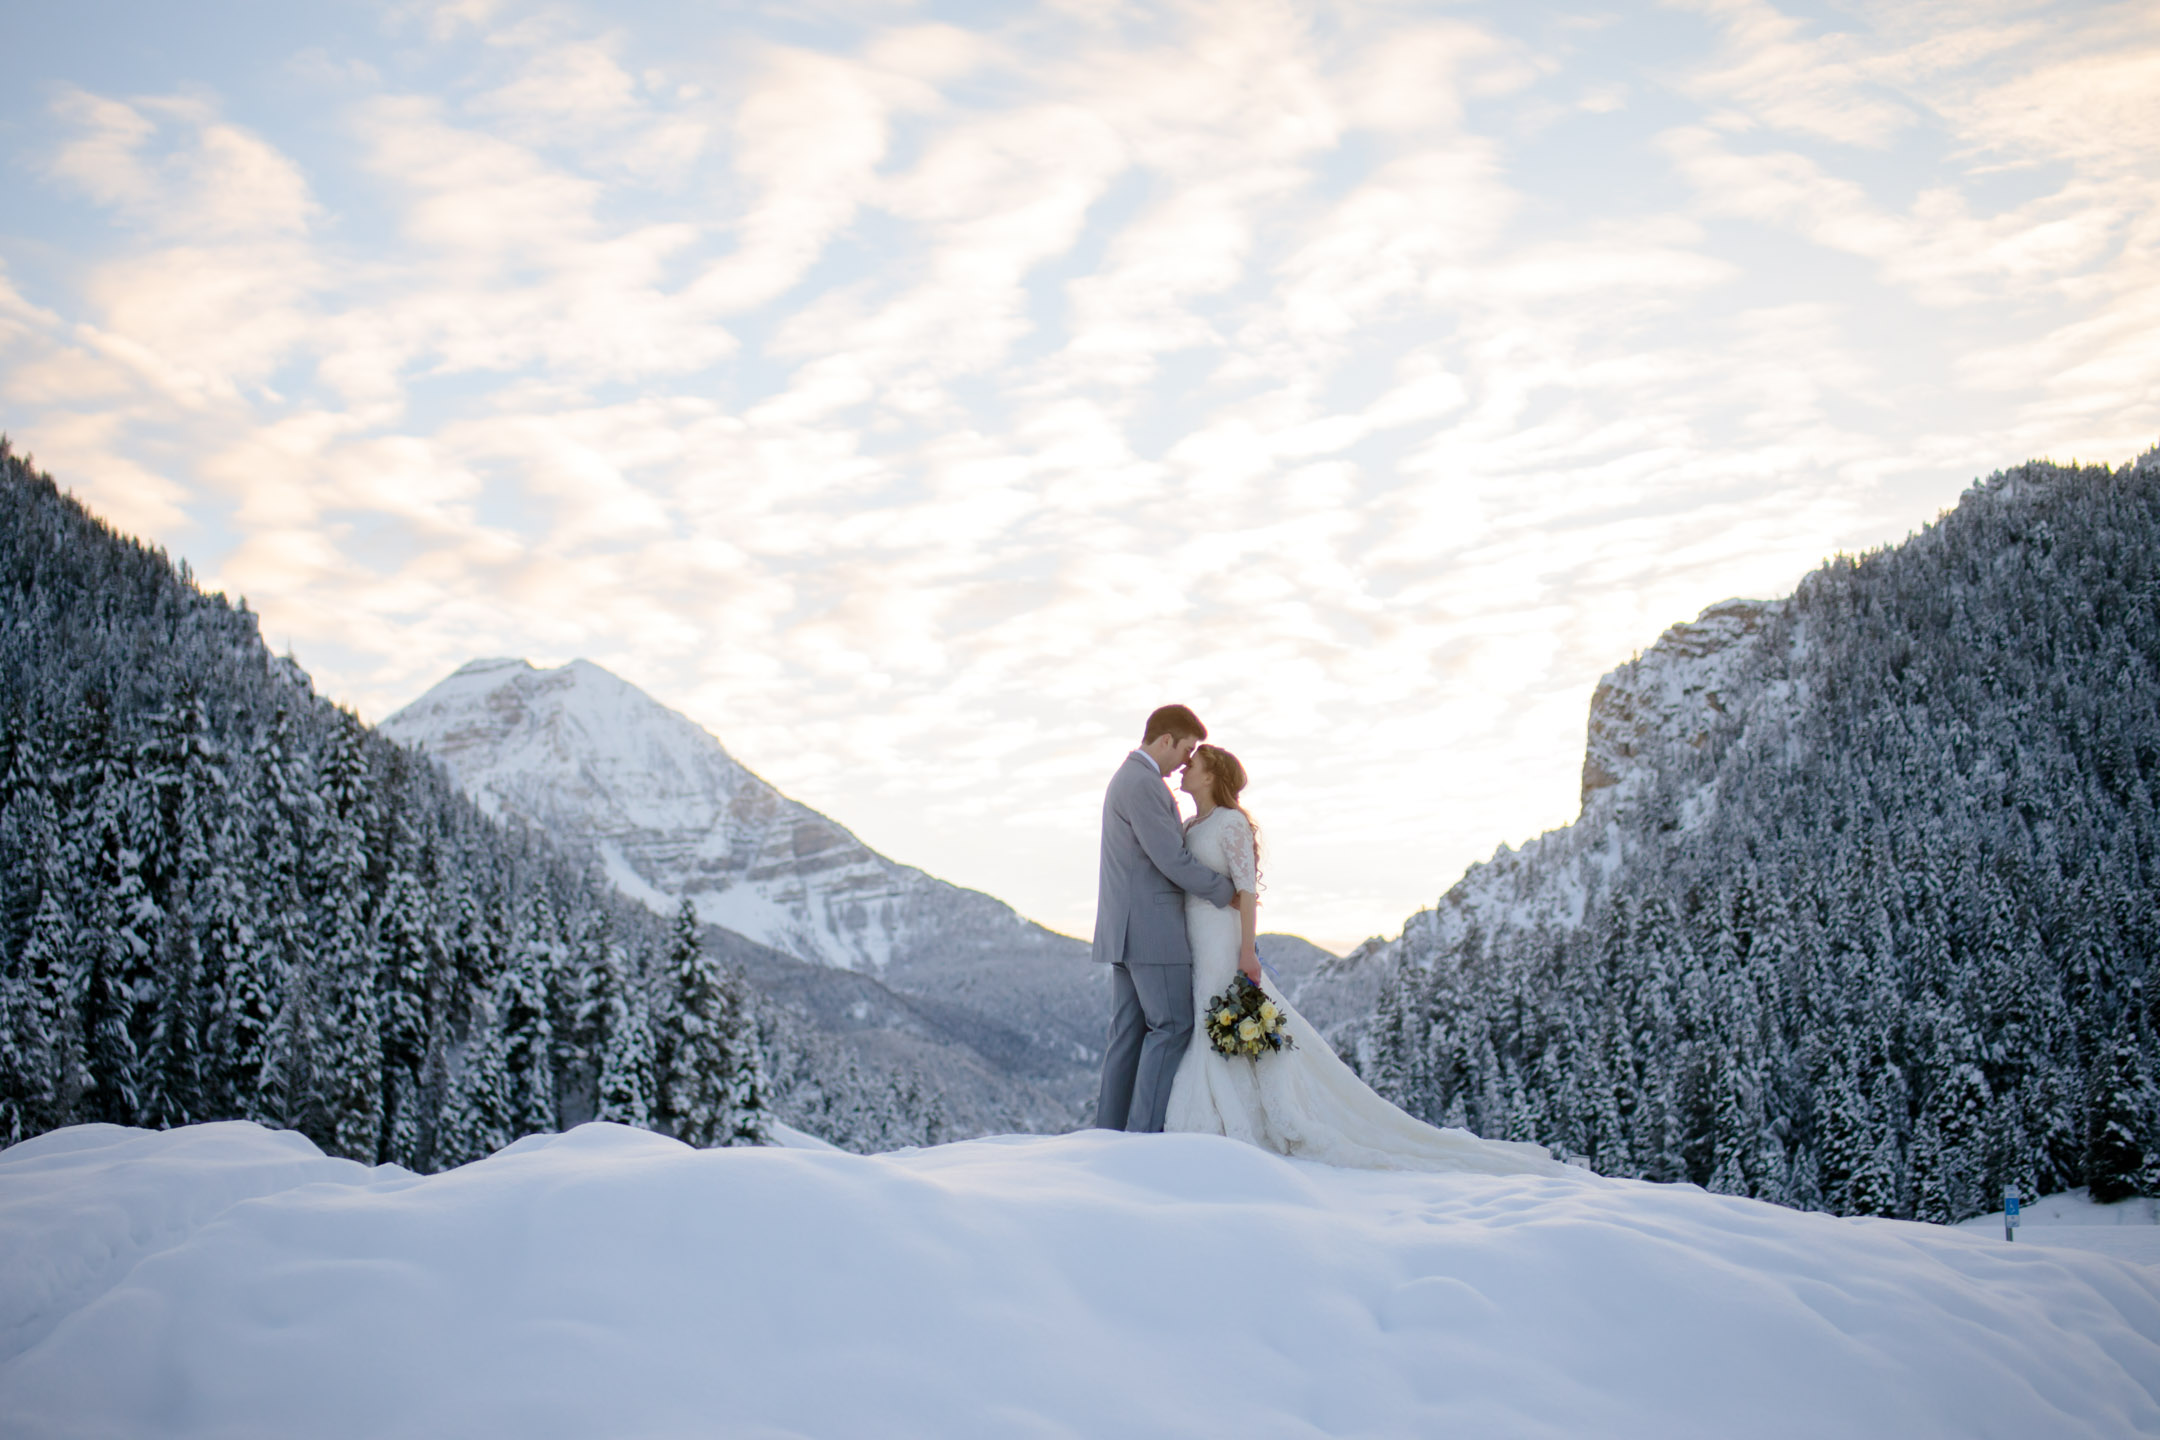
xmin=1092 ymin=704 xmax=1566 ymax=1176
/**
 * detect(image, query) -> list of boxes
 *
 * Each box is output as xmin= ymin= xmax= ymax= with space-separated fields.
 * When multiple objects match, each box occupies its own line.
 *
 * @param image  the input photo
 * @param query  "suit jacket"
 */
xmin=1092 ymin=750 xmax=1237 ymax=966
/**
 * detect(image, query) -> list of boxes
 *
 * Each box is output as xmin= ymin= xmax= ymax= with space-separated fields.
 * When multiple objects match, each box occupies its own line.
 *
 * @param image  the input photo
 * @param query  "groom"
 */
xmin=1092 ymin=704 xmax=1239 ymax=1133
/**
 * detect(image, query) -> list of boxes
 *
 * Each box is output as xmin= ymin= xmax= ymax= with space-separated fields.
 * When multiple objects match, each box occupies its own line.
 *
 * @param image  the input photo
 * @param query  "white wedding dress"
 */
xmin=1163 ymin=807 xmax=1572 ymax=1176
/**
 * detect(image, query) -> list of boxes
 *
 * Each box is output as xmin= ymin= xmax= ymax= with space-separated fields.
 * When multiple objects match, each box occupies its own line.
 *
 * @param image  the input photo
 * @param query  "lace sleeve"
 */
xmin=1225 ymin=810 xmax=1258 ymax=894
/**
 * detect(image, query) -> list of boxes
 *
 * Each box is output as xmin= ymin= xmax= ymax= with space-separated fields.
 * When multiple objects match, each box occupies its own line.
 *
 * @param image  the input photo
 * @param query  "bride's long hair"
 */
xmin=1192 ymin=743 xmax=1263 ymax=890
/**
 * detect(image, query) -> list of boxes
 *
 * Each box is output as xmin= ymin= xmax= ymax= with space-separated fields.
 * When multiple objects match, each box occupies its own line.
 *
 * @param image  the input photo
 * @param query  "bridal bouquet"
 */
xmin=1203 ymin=973 xmax=1295 ymax=1060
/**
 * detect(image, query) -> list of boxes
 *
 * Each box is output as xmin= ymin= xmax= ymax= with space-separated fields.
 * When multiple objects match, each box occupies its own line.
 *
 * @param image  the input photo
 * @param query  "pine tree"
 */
xmin=0 ymin=771 xmax=80 ymax=1140
xmin=596 ymin=991 xmax=655 ymax=1129
xmin=140 ymin=896 xmax=205 ymax=1128
xmin=76 ymin=794 xmax=147 ymax=1126
xmin=1909 ymin=1110 xmax=1955 ymax=1224
xmin=584 ymin=919 xmax=653 ymax=1128
xmin=2086 ymin=1002 xmax=2153 ymax=1204
xmin=254 ymin=707 xmax=316 ymax=1129
xmin=1365 ymin=961 xmax=1415 ymax=1107
xmin=655 ymin=899 xmax=737 ymax=1147
xmin=435 ymin=990 xmax=512 ymax=1168
xmin=718 ymin=964 xmax=771 ymax=1146
xmin=79 ymin=894 xmax=140 ymax=1126
xmin=1815 ymin=1033 xmax=1874 ymax=1213
xmin=201 ymin=851 xmax=277 ymax=1124
xmin=308 ymin=712 xmax=383 ymax=1161
xmin=499 ymin=914 xmax=558 ymax=1138
xmin=374 ymin=853 xmax=439 ymax=1169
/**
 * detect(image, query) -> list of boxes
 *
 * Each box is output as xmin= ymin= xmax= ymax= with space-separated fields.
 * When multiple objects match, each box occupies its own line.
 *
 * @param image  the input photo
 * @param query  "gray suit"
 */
xmin=1092 ymin=750 xmax=1237 ymax=1132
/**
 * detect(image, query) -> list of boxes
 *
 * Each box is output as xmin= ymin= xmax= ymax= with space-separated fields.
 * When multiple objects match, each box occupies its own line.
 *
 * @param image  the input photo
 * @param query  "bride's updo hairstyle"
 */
xmin=1192 ymin=743 xmax=1263 ymax=888
xmin=1192 ymin=742 xmax=1247 ymax=810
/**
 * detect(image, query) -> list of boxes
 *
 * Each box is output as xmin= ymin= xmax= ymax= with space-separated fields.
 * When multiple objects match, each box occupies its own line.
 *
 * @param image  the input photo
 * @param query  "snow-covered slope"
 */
xmin=6 ymin=1121 xmax=2158 ymax=1438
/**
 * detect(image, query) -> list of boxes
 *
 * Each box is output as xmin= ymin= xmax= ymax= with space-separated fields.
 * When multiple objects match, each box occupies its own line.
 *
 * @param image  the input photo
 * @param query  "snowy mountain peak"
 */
xmin=380 ymin=659 xmax=1083 ymax=994
xmin=383 ymin=658 xmax=887 ymax=963
xmin=1579 ymin=595 xmax=1783 ymax=811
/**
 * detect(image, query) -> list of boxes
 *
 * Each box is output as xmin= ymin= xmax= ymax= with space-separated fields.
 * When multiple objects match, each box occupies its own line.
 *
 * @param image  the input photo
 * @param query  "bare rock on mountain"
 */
xmin=1579 ymin=598 xmax=1783 ymax=809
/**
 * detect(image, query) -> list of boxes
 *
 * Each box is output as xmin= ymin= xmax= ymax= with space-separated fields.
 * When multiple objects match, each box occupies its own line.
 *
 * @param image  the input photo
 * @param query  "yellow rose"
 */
xmin=1238 ymin=1017 xmax=1261 ymax=1042
xmin=1259 ymin=1002 xmax=1278 ymax=1023
xmin=1217 ymin=1009 xmax=1237 ymax=1027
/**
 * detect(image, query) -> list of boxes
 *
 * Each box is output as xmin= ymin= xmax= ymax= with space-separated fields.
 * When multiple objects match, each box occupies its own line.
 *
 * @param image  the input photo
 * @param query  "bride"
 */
xmin=1162 ymin=744 xmax=1572 ymax=1177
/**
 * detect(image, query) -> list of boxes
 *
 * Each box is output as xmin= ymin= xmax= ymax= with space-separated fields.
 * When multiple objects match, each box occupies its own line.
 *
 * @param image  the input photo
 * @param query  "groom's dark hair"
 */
xmin=1142 ymin=704 xmax=1207 ymax=744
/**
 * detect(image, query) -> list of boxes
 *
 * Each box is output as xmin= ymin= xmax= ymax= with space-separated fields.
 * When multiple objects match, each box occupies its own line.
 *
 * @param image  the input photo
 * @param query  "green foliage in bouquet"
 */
xmin=1203 ymin=973 xmax=1295 ymax=1060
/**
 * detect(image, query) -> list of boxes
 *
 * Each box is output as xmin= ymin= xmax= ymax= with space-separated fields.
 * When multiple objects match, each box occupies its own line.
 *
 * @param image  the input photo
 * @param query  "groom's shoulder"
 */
xmin=1107 ymin=750 xmax=1153 ymax=794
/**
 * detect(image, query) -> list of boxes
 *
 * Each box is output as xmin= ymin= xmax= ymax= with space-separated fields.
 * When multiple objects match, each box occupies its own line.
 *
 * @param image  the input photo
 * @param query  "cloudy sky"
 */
xmin=4 ymin=0 xmax=2156 ymax=950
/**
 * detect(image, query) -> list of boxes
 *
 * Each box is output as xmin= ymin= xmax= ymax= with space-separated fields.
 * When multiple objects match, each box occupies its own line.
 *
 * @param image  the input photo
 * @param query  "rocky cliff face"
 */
xmin=1298 ymin=594 xmax=1790 ymax=1057
xmin=1578 ymin=598 xmax=1784 ymax=810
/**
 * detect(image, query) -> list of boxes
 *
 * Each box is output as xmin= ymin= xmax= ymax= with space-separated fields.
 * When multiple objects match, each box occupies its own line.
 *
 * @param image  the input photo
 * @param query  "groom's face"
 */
xmin=1165 ymin=735 xmax=1200 ymax=773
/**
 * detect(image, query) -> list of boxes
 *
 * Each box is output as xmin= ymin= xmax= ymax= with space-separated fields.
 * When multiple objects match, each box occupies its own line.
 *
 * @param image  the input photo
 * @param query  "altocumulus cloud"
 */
xmin=3 ymin=0 xmax=2157 ymax=947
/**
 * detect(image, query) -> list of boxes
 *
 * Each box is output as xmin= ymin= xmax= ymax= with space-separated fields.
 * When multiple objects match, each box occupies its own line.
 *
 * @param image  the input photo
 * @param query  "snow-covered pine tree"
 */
xmin=199 ymin=836 xmax=275 ymax=1125
xmin=435 ymin=982 xmax=513 ymax=1169
xmin=654 ymin=898 xmax=737 ymax=1147
xmin=141 ymin=896 xmax=205 ymax=1128
xmin=498 ymin=898 xmax=558 ymax=1139
xmin=548 ymin=903 xmax=593 ymax=1126
xmin=308 ymin=711 xmax=384 ymax=1161
xmin=373 ymin=828 xmax=439 ymax=1169
xmin=136 ymin=694 xmax=223 ymax=1130
xmin=583 ymin=914 xmax=654 ymax=1129
xmin=2086 ymin=996 xmax=2154 ymax=1204
xmin=717 ymin=962 xmax=771 ymax=1146
xmin=253 ymin=707 xmax=317 ymax=1130
xmin=74 ymin=725 xmax=149 ymax=1126
xmin=0 ymin=746 xmax=81 ymax=1141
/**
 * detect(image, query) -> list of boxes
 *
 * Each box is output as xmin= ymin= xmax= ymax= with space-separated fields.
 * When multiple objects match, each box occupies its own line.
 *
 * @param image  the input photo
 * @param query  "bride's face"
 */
xmin=1178 ymin=753 xmax=1208 ymax=797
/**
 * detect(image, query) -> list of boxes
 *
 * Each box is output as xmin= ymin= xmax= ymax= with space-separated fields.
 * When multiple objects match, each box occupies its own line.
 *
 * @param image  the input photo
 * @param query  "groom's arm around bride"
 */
xmin=1092 ymin=704 xmax=1237 ymax=1134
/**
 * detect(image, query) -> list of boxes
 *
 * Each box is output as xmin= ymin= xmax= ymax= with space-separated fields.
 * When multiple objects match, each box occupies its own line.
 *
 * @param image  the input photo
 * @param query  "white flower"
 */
xmin=1238 ymin=1017 xmax=1261 ymax=1042
xmin=1259 ymin=1002 xmax=1278 ymax=1023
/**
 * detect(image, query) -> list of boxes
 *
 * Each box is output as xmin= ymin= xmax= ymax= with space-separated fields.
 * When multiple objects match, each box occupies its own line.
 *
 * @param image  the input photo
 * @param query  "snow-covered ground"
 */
xmin=1957 ymin=1187 xmax=2160 ymax=1267
xmin=5 ymin=1123 xmax=2159 ymax=1438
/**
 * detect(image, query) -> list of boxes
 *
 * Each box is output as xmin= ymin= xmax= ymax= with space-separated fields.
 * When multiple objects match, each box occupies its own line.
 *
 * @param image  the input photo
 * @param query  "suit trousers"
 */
xmin=1094 ymin=960 xmax=1194 ymax=1134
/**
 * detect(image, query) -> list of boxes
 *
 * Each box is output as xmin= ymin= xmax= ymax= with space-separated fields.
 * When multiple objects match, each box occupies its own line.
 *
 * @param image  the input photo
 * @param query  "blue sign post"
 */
xmin=2004 ymin=1188 xmax=2021 ymax=1242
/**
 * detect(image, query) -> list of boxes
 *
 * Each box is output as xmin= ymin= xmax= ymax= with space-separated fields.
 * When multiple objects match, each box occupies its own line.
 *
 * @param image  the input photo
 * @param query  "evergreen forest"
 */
xmin=1362 ymin=450 xmax=2160 ymax=1221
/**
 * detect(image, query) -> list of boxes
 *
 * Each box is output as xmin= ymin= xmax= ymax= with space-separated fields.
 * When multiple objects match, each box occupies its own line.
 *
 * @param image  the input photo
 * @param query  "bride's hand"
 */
xmin=1239 ymin=944 xmax=1261 ymax=984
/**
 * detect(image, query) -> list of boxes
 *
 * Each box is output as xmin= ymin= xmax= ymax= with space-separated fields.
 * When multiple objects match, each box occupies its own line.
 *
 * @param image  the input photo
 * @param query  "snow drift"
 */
xmin=5 ymin=1121 xmax=2158 ymax=1438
